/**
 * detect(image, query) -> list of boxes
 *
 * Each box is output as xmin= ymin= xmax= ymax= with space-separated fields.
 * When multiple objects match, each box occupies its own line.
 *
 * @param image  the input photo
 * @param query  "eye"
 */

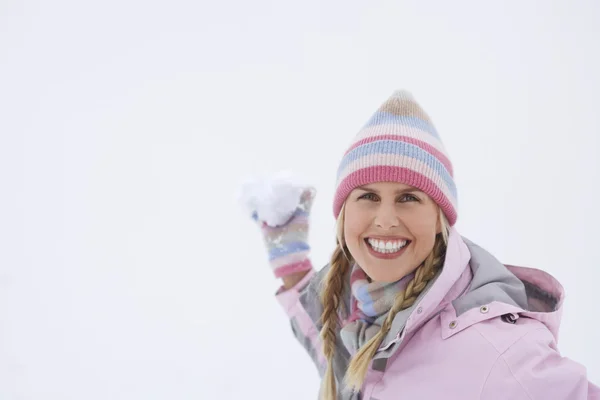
xmin=358 ymin=192 xmax=379 ymax=202
xmin=399 ymin=193 xmax=420 ymax=202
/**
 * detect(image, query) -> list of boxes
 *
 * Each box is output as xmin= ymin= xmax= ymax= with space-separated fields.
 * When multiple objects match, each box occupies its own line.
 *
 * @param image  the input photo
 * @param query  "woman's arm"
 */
xmin=275 ymin=264 xmax=331 ymax=377
xmin=240 ymin=172 xmax=326 ymax=373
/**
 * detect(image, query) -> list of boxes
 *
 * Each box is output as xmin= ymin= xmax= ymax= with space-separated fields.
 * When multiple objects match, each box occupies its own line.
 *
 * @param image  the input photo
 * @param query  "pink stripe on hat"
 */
xmin=336 ymin=153 xmax=456 ymax=204
xmin=334 ymin=166 xmax=457 ymax=226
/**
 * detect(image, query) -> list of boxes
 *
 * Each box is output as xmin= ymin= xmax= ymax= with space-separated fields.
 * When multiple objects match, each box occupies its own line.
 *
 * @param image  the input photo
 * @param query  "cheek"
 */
xmin=343 ymin=223 xmax=366 ymax=267
xmin=344 ymin=214 xmax=362 ymax=244
xmin=405 ymin=211 xmax=439 ymax=251
xmin=343 ymin=207 xmax=369 ymax=247
xmin=406 ymin=207 xmax=439 ymax=234
xmin=409 ymin=218 xmax=438 ymax=237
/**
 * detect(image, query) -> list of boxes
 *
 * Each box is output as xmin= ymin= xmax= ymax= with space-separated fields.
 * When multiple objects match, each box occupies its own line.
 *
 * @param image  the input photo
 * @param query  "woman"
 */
xmin=241 ymin=90 xmax=599 ymax=399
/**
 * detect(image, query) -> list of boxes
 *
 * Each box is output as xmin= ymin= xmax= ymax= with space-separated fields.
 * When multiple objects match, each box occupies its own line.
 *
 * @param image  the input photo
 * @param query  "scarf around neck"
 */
xmin=340 ymin=263 xmax=414 ymax=355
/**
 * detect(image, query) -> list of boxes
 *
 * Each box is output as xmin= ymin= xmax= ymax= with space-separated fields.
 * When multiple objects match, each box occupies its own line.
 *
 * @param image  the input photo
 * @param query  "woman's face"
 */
xmin=343 ymin=182 xmax=441 ymax=283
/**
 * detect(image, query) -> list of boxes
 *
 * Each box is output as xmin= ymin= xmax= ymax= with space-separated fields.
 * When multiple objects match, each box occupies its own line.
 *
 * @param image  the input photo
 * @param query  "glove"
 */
xmin=239 ymin=171 xmax=316 ymax=278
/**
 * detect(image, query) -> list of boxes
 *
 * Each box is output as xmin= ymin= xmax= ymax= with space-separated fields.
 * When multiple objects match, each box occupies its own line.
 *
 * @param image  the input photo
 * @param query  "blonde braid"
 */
xmin=344 ymin=210 xmax=449 ymax=392
xmin=319 ymin=204 xmax=351 ymax=400
xmin=319 ymin=243 xmax=350 ymax=400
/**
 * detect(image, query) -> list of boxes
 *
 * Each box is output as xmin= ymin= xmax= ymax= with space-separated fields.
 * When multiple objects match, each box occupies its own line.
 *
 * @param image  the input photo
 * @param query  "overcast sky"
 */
xmin=1 ymin=1 xmax=599 ymax=398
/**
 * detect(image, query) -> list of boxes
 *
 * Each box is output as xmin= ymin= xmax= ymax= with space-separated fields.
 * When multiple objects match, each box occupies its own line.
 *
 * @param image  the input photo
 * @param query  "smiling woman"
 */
xmin=242 ymin=90 xmax=600 ymax=400
xmin=343 ymin=183 xmax=444 ymax=283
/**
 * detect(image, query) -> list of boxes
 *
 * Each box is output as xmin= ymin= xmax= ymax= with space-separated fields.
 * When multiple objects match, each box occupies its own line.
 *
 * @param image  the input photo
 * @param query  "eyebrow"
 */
xmin=356 ymin=185 xmax=424 ymax=195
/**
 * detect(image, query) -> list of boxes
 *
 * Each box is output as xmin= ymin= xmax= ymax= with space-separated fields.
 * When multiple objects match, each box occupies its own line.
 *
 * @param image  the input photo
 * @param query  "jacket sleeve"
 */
xmin=275 ymin=264 xmax=330 ymax=377
xmin=480 ymin=326 xmax=600 ymax=399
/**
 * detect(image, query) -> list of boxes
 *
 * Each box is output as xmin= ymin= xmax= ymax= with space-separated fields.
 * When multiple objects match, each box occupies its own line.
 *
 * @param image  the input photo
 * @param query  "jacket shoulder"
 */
xmin=480 ymin=323 xmax=594 ymax=399
xmin=472 ymin=314 xmax=551 ymax=355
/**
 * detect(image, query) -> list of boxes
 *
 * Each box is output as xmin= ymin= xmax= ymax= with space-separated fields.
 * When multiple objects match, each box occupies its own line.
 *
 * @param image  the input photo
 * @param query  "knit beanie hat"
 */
xmin=333 ymin=90 xmax=458 ymax=226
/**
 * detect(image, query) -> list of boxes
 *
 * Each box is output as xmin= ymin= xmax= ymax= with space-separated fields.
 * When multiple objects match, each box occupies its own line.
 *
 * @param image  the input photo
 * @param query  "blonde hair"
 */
xmin=319 ymin=204 xmax=450 ymax=399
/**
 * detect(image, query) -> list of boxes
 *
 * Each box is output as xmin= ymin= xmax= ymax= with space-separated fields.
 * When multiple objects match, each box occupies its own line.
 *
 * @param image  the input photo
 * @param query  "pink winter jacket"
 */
xmin=275 ymin=228 xmax=600 ymax=399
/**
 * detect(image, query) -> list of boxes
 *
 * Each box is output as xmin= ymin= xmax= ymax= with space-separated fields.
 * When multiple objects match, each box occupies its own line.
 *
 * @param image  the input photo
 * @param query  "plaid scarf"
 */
xmin=340 ymin=263 xmax=414 ymax=355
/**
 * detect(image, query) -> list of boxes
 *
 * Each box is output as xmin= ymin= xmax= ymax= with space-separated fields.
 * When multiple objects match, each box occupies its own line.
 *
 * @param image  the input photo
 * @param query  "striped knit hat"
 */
xmin=333 ymin=90 xmax=458 ymax=226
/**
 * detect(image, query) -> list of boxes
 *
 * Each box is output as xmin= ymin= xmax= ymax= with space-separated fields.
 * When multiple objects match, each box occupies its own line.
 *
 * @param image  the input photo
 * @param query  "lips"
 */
xmin=366 ymin=238 xmax=408 ymax=251
xmin=364 ymin=237 xmax=411 ymax=260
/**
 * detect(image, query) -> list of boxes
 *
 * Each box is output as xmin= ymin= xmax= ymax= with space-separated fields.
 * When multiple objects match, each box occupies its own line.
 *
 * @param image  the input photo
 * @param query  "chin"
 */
xmin=361 ymin=264 xmax=407 ymax=283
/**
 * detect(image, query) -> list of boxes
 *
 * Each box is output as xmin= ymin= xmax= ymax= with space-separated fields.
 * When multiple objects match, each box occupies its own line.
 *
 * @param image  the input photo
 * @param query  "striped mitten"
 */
xmin=257 ymin=189 xmax=315 ymax=278
xmin=239 ymin=171 xmax=315 ymax=278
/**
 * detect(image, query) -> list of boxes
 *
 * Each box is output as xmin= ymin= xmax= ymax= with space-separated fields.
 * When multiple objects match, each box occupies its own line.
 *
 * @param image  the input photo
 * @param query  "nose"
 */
xmin=374 ymin=204 xmax=400 ymax=230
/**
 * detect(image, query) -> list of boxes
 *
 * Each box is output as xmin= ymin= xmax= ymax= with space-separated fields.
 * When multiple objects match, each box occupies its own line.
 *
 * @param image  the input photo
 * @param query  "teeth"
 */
xmin=367 ymin=238 xmax=408 ymax=253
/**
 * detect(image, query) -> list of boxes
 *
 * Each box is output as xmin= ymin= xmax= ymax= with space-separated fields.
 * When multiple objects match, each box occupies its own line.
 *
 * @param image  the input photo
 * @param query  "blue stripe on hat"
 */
xmin=362 ymin=112 xmax=440 ymax=140
xmin=336 ymin=140 xmax=457 ymax=199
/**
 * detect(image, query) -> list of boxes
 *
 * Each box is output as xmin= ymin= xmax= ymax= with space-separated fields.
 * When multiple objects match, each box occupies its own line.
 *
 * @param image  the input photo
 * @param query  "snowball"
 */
xmin=237 ymin=170 xmax=313 ymax=227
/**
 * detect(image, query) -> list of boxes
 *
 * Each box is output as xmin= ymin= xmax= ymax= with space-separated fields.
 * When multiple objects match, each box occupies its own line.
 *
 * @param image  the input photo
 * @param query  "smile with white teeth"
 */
xmin=366 ymin=238 xmax=409 ymax=254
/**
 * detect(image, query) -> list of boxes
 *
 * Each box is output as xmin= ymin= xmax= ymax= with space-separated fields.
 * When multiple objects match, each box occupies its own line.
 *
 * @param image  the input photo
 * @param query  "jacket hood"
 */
xmin=456 ymin=238 xmax=565 ymax=341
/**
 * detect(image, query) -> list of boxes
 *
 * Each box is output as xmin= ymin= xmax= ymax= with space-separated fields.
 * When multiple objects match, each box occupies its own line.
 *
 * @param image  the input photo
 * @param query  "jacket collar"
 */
xmin=373 ymin=227 xmax=471 ymax=359
xmin=372 ymin=228 xmax=565 ymax=365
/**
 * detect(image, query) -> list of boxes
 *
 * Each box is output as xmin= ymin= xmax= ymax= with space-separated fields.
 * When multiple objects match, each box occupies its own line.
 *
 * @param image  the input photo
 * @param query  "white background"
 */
xmin=1 ymin=1 xmax=599 ymax=399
